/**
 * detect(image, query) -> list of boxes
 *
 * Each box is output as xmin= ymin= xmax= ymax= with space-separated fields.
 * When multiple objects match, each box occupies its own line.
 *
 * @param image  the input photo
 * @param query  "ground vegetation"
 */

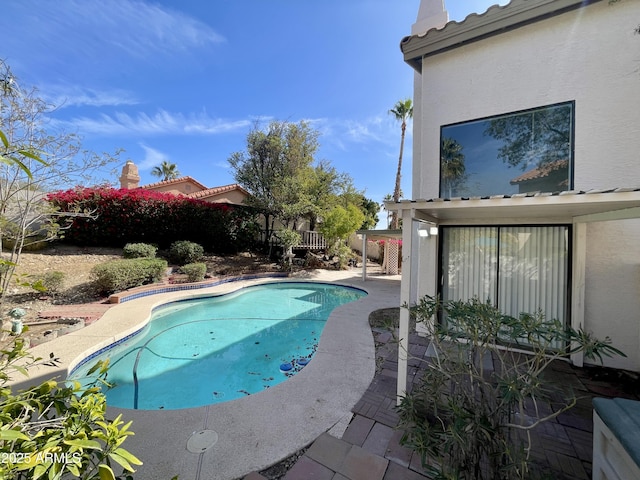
xmin=0 ymin=61 xmax=123 ymax=306
xmin=396 ymin=296 xmax=625 ymax=480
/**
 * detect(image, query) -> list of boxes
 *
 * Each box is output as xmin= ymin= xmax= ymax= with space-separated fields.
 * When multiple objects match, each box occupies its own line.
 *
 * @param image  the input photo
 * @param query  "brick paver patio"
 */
xmin=39 ymin=289 xmax=640 ymax=480
xmin=246 ymin=328 xmax=640 ymax=480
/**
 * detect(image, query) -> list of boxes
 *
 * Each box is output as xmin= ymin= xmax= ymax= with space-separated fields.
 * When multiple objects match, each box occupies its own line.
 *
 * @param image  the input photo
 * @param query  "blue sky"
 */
xmin=2 ymin=0 xmax=507 ymax=226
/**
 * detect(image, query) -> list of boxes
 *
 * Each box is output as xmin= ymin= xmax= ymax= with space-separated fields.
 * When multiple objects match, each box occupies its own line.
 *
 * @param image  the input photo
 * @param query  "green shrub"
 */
xmin=91 ymin=258 xmax=168 ymax=295
xmin=169 ymin=240 xmax=204 ymax=265
xmin=277 ymin=229 xmax=302 ymax=251
xmin=123 ymin=242 xmax=157 ymax=259
xmin=39 ymin=270 xmax=66 ymax=294
xmin=179 ymin=262 xmax=207 ymax=282
xmin=329 ymin=244 xmax=356 ymax=270
xmin=396 ymin=296 xmax=625 ymax=480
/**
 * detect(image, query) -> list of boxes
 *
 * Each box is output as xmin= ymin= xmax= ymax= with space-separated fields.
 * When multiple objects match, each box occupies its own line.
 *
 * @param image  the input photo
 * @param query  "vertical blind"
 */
xmin=442 ymin=226 xmax=569 ymax=348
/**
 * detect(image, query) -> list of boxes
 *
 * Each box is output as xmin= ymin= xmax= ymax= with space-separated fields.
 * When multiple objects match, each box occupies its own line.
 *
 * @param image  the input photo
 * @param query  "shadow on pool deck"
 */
xmin=246 ymin=328 xmax=640 ymax=480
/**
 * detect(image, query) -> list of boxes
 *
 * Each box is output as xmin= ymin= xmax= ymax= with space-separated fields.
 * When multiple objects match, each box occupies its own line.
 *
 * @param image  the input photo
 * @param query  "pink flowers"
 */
xmin=46 ymin=186 xmax=257 ymax=251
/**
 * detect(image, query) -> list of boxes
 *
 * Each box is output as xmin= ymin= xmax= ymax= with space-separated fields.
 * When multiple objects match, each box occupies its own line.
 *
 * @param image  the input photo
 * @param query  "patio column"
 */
xmin=361 ymin=233 xmax=367 ymax=281
xmin=397 ymin=209 xmax=414 ymax=405
xmin=571 ymin=222 xmax=586 ymax=367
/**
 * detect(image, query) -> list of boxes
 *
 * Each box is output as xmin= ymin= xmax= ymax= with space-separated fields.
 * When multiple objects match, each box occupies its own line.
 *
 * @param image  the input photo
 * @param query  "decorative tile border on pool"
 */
xmin=109 ymin=272 xmax=290 ymax=304
xmin=70 ymin=327 xmax=147 ymax=373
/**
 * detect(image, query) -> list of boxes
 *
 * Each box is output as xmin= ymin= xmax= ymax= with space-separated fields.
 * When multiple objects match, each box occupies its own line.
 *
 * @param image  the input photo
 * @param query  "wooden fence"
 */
xmin=267 ymin=230 xmax=327 ymax=250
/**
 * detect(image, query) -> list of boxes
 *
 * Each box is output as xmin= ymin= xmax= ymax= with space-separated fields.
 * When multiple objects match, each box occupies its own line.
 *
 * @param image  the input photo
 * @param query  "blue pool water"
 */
xmin=69 ymin=282 xmax=366 ymax=410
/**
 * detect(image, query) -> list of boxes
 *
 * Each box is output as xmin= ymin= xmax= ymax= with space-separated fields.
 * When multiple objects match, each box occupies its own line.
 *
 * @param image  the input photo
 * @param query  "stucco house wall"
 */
xmin=202 ymin=189 xmax=247 ymax=205
xmin=408 ymin=0 xmax=640 ymax=370
xmin=413 ymin=1 xmax=640 ymax=197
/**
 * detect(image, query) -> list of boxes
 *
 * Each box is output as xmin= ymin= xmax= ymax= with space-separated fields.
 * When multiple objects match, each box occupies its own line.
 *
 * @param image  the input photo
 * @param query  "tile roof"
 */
xmin=187 ymin=184 xmax=249 ymax=200
xmin=141 ymin=176 xmax=209 ymax=191
xmin=510 ymin=159 xmax=569 ymax=184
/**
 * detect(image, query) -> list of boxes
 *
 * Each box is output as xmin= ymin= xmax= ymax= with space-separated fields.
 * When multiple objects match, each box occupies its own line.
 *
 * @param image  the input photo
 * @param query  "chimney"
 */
xmin=120 ymin=160 xmax=140 ymax=189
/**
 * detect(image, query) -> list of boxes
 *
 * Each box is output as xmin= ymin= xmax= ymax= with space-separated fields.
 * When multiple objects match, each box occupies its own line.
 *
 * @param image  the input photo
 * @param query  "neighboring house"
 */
xmin=119 ymin=160 xmax=250 ymax=205
xmin=387 ymin=0 xmax=640 ymax=398
xmin=119 ymin=161 xmax=324 ymax=249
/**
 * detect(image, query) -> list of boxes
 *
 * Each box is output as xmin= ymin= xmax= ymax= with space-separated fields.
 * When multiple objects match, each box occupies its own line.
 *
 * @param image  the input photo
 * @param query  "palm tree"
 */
xmin=441 ymin=137 xmax=466 ymax=197
xmin=151 ymin=161 xmax=180 ymax=181
xmin=389 ymin=99 xmax=413 ymax=229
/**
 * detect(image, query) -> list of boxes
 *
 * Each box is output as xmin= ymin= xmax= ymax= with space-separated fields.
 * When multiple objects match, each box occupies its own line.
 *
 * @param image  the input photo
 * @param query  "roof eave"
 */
xmin=401 ymin=0 xmax=603 ymax=72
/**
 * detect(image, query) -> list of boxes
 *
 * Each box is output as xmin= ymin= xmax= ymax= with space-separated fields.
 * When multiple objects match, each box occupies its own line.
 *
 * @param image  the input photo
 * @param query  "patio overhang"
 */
xmin=386 ymin=188 xmax=640 ymax=405
xmin=384 ymin=188 xmax=640 ymax=225
xmin=355 ymin=229 xmax=402 ymax=281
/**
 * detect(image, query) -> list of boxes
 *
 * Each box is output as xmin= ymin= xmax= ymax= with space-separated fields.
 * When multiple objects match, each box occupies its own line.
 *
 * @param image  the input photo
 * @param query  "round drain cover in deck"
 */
xmin=187 ymin=430 xmax=219 ymax=453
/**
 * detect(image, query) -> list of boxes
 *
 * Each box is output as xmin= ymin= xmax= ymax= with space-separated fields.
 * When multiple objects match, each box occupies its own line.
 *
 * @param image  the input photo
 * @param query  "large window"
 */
xmin=440 ymin=102 xmax=574 ymax=198
xmin=441 ymin=226 xmax=570 ymax=349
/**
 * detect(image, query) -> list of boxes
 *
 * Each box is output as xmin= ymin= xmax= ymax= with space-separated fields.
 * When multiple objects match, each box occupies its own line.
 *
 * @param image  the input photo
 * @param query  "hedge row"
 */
xmin=91 ymin=258 xmax=168 ymax=295
xmin=47 ymin=187 xmax=260 ymax=252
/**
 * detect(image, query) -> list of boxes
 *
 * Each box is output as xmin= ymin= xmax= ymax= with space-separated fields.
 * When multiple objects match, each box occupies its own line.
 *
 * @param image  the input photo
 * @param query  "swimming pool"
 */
xmin=69 ymin=282 xmax=366 ymax=410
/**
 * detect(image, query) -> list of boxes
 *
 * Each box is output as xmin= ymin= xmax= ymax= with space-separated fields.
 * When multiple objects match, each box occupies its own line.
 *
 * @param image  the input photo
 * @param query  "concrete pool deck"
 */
xmin=21 ymin=268 xmax=401 ymax=480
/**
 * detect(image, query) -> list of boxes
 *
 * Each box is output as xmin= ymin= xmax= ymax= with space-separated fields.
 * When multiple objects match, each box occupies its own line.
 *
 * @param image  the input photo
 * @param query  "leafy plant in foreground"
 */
xmin=396 ymin=296 xmax=625 ymax=480
xmin=0 ymin=336 xmax=142 ymax=479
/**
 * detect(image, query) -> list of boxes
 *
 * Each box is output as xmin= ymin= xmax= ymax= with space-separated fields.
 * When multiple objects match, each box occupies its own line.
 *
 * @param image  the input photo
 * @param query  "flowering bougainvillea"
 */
xmin=46 ymin=187 xmax=260 ymax=253
xmin=377 ymin=239 xmax=402 ymax=247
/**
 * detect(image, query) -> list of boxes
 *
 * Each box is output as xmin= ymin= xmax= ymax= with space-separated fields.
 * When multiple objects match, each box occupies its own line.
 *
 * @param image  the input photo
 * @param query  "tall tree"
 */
xmin=318 ymin=203 xmax=365 ymax=252
xmin=0 ymin=60 xmax=121 ymax=299
xmin=389 ymin=98 xmax=413 ymax=229
xmin=357 ymin=195 xmax=380 ymax=230
xmin=0 ymin=60 xmax=140 ymax=480
xmin=303 ymin=161 xmax=360 ymax=231
xmin=228 ymin=120 xmax=319 ymax=245
xmin=151 ymin=160 xmax=180 ymax=181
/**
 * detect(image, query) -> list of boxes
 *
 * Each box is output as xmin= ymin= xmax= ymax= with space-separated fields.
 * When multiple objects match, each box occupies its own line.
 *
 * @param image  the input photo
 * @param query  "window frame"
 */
xmin=438 ymin=101 xmax=576 ymax=198
xmin=436 ymin=223 xmax=573 ymax=350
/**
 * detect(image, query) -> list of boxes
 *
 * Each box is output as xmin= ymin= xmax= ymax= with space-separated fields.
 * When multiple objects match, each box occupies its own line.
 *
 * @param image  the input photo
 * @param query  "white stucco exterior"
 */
xmin=413 ymin=1 xmax=640 ymax=198
xmin=403 ymin=0 xmax=640 ymax=372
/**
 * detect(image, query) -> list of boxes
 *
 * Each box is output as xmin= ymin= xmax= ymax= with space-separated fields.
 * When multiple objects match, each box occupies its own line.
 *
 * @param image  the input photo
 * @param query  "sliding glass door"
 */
xmin=441 ymin=225 xmax=569 ymax=348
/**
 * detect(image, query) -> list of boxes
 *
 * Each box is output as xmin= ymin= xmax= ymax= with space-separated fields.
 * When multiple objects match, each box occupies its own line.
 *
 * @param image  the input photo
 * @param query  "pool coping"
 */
xmin=18 ymin=268 xmax=401 ymax=480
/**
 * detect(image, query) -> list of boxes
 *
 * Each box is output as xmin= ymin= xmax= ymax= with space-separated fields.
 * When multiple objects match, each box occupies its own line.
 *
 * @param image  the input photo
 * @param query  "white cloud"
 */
xmin=60 ymin=109 xmax=251 ymax=137
xmin=316 ymin=115 xmax=412 ymax=151
xmin=46 ymin=86 xmax=138 ymax=109
xmin=3 ymin=0 xmax=225 ymax=67
xmin=138 ymin=144 xmax=170 ymax=170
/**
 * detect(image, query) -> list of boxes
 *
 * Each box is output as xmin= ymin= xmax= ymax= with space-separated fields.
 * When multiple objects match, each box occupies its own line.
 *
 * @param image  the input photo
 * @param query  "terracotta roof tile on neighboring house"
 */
xmin=510 ymin=159 xmax=569 ymax=184
xmin=141 ymin=176 xmax=209 ymax=192
xmin=188 ymin=184 xmax=249 ymax=200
